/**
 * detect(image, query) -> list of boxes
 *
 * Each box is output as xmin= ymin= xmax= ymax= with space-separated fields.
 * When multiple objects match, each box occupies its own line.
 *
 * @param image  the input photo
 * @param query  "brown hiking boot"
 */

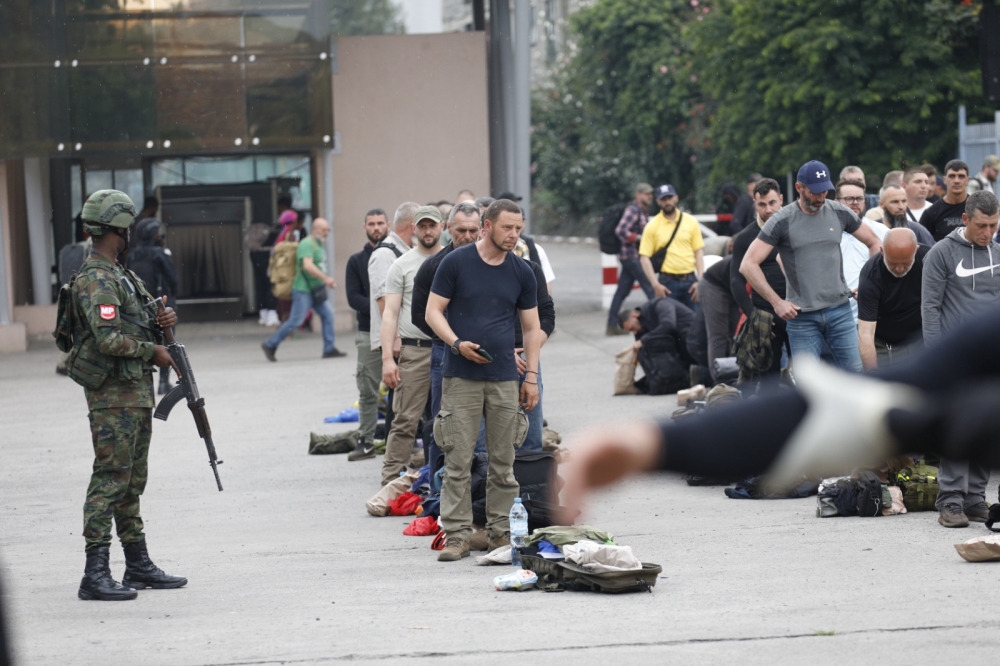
xmin=437 ymin=537 xmax=470 ymax=562
xmin=469 ymin=528 xmax=490 ymax=551
xmin=965 ymin=501 xmax=990 ymax=523
xmin=487 ymin=531 xmax=510 ymax=552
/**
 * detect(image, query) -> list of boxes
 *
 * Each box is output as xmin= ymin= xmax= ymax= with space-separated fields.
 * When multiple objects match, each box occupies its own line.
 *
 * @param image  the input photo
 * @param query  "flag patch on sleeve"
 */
xmin=99 ymin=304 xmax=117 ymax=320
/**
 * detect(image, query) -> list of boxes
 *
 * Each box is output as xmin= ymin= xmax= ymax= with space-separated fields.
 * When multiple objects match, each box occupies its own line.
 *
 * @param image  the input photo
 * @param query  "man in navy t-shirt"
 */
xmin=426 ymin=199 xmax=542 ymax=562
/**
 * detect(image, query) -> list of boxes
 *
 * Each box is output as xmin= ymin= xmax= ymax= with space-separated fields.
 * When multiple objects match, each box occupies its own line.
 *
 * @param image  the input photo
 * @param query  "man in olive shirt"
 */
xmin=262 ymin=218 xmax=344 ymax=360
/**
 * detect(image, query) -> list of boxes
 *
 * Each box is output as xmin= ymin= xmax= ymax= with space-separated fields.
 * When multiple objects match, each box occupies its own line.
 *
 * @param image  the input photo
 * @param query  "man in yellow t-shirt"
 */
xmin=638 ymin=184 xmax=705 ymax=310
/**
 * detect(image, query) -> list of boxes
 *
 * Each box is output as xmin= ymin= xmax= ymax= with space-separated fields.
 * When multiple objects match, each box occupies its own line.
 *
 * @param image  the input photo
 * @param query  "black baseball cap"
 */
xmin=655 ymin=184 xmax=677 ymax=199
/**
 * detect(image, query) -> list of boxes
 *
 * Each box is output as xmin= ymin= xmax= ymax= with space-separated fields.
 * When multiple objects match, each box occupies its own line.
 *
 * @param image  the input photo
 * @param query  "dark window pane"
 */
xmin=67 ymin=16 xmax=154 ymax=61
xmin=68 ymin=64 xmax=156 ymax=145
xmin=153 ymin=17 xmax=242 ymax=58
xmin=246 ymin=59 xmax=331 ymax=146
xmin=156 ymin=63 xmax=247 ymax=149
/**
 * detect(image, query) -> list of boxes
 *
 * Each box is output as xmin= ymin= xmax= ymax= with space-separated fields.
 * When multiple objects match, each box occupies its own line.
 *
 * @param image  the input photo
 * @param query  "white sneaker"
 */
xmin=266 ymin=311 xmax=280 ymax=327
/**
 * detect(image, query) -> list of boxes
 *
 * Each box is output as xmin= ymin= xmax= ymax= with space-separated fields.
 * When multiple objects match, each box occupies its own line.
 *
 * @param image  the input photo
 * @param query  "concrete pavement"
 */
xmin=1 ymin=243 xmax=999 ymax=665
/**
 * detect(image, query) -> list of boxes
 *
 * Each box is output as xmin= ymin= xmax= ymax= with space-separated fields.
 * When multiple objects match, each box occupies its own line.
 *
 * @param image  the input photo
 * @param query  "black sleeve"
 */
xmin=344 ymin=255 xmax=369 ymax=315
xmin=640 ymin=299 xmax=676 ymax=344
xmin=920 ymin=205 xmax=940 ymax=241
xmin=530 ymin=262 xmax=555 ymax=338
xmin=411 ymin=258 xmax=435 ymax=339
xmin=729 ymin=228 xmax=755 ymax=316
xmin=856 ymin=256 xmax=881 ymax=322
xmin=158 ymin=250 xmax=179 ymax=297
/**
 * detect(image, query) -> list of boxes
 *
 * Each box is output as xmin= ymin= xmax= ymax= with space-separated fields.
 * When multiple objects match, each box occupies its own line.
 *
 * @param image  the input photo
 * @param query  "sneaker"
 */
xmin=347 ymin=438 xmax=376 ymax=461
xmin=437 ymin=536 xmax=470 ymax=562
xmin=965 ymin=501 xmax=991 ymax=523
xmin=605 ymin=324 xmax=628 ymax=336
xmin=322 ymin=348 xmax=347 ymax=358
xmin=261 ymin=343 xmax=277 ymax=362
xmin=487 ymin=531 xmax=510 ymax=552
xmin=938 ymin=502 xmax=970 ymax=528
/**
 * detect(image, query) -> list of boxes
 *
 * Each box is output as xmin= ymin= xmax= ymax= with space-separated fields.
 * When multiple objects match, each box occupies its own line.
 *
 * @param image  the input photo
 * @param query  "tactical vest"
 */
xmin=54 ymin=260 xmax=159 ymax=389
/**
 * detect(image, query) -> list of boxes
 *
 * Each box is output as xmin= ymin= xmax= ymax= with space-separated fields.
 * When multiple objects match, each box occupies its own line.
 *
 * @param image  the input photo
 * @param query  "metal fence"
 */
xmin=958 ymin=106 xmax=1000 ymax=170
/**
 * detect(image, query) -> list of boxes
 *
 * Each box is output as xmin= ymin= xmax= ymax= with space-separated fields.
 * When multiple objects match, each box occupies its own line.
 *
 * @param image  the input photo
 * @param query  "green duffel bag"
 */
xmin=895 ymin=463 xmax=939 ymax=512
xmin=308 ymin=430 xmax=359 ymax=455
xmin=521 ymin=554 xmax=662 ymax=594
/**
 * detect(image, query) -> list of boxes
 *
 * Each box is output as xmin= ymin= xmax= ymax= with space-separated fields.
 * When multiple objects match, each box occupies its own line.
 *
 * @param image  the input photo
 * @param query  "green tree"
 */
xmin=532 ymin=0 xmax=709 ymax=225
xmin=692 ymin=0 xmax=990 ymax=187
xmin=329 ymin=0 xmax=404 ymax=36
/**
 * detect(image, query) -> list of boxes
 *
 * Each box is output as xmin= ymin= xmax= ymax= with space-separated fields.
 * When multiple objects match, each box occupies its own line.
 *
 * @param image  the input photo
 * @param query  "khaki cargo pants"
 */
xmin=381 ymin=345 xmax=432 ymax=486
xmin=436 ymin=377 xmax=527 ymax=541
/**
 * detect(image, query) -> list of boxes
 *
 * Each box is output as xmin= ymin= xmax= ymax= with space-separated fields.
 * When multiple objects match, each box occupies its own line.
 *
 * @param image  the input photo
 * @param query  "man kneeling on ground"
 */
xmin=620 ymin=297 xmax=694 ymax=395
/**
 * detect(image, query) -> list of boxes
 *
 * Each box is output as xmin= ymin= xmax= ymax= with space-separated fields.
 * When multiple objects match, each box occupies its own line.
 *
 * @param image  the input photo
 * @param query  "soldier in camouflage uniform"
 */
xmin=61 ymin=190 xmax=187 ymax=601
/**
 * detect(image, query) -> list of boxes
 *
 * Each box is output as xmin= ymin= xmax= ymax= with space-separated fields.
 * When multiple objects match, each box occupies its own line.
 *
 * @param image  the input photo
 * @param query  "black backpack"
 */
xmin=854 ymin=471 xmax=885 ymax=517
xmin=598 ymin=203 xmax=629 ymax=255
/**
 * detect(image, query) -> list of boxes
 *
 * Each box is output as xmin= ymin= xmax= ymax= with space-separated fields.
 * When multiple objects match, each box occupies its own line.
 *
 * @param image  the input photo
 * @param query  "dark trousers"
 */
xmin=608 ymin=257 xmax=656 ymax=325
xmin=659 ymin=273 xmax=698 ymax=312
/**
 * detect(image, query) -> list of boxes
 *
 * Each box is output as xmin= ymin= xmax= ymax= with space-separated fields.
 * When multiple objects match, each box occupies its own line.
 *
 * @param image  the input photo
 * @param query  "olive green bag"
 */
xmin=894 ymin=463 xmax=939 ymax=512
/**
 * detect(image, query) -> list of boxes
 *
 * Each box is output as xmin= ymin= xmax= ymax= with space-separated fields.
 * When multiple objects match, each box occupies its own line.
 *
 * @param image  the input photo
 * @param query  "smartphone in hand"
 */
xmin=475 ymin=348 xmax=494 ymax=362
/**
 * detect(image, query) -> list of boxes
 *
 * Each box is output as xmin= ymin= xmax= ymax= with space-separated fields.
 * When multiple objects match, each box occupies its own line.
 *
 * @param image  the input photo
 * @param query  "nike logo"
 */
xmin=955 ymin=260 xmax=1000 ymax=277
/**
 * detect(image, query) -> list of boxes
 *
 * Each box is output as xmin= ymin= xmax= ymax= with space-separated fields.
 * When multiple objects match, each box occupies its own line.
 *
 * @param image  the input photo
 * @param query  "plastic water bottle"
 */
xmin=509 ymin=497 xmax=528 ymax=567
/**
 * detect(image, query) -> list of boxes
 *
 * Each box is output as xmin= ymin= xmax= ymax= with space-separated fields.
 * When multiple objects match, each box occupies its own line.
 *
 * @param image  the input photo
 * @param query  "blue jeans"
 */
xmin=264 ymin=289 xmax=335 ymax=353
xmin=608 ymin=257 xmax=656 ymax=326
xmin=658 ymin=274 xmax=698 ymax=312
xmin=427 ymin=341 xmax=447 ymax=478
xmin=475 ymin=364 xmax=544 ymax=452
xmin=784 ymin=301 xmax=861 ymax=372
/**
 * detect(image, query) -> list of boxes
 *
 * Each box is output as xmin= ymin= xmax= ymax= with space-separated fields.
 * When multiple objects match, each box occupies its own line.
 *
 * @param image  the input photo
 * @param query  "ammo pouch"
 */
xmin=67 ymin=342 xmax=111 ymax=389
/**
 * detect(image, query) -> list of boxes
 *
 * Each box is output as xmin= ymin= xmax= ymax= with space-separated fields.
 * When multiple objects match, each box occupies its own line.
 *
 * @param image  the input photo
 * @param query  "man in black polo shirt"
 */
xmin=344 ymin=208 xmax=388 ymax=461
xmin=426 ymin=199 xmax=541 ymax=562
xmin=921 ymin=159 xmax=970 ymax=242
xmin=856 ymin=228 xmax=927 ymax=371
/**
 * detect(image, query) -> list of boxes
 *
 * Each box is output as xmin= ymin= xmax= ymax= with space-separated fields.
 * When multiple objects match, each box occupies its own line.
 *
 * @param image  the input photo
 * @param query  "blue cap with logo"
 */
xmin=796 ymin=160 xmax=834 ymax=194
xmin=655 ymin=184 xmax=677 ymax=199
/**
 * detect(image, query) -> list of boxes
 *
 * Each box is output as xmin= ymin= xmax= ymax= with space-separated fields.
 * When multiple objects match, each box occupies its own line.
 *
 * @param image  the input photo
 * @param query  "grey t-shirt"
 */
xmin=759 ymin=200 xmax=861 ymax=312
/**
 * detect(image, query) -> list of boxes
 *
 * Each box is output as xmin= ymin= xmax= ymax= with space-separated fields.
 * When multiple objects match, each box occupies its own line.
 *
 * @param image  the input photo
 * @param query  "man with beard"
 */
xmin=344 ymin=208 xmax=390 ymax=461
xmin=730 ymin=178 xmax=789 ymax=383
xmin=639 ymin=184 xmax=705 ymax=310
xmin=379 ymin=206 xmax=445 ymax=484
xmin=425 ymin=199 xmax=541 ymax=562
xmin=835 ymin=178 xmax=887 ymax=321
xmin=741 ymin=160 xmax=882 ymax=372
xmin=876 ymin=184 xmax=936 ymax=246
xmin=856 ymin=228 xmax=928 ymax=371
xmin=411 ymin=201 xmax=484 ymax=479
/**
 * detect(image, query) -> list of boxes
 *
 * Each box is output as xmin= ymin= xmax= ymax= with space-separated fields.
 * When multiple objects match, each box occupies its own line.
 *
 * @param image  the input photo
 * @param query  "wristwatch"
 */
xmin=451 ymin=339 xmax=463 ymax=355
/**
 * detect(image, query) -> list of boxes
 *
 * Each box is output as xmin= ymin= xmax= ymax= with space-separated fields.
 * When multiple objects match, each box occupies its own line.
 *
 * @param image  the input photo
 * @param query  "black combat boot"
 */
xmin=78 ymin=546 xmax=137 ymax=601
xmin=122 ymin=540 xmax=188 ymax=590
xmin=158 ymin=366 xmax=173 ymax=395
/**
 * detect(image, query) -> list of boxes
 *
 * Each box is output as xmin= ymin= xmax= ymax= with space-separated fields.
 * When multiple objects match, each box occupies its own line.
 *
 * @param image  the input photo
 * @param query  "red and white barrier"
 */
xmin=601 ymin=214 xmax=732 ymax=309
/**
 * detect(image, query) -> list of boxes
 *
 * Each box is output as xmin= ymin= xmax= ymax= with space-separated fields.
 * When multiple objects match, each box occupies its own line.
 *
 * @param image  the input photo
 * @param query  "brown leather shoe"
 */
xmin=437 ymin=537 xmax=470 ymax=562
xmin=487 ymin=531 xmax=510 ymax=552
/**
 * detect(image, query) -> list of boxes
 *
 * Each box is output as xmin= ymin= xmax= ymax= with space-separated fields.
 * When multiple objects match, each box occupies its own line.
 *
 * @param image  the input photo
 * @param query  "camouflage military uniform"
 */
xmin=69 ymin=252 xmax=161 ymax=550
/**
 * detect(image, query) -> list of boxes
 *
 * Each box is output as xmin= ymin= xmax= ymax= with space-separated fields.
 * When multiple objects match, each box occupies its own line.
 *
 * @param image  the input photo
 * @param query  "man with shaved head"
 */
xmin=856 ymin=227 xmax=929 ymax=371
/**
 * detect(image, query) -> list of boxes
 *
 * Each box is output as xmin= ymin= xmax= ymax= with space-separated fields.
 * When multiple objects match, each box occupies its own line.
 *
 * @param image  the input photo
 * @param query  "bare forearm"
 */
xmin=858 ymin=324 xmax=878 ymax=371
xmin=426 ymin=307 xmax=457 ymax=345
xmin=640 ymin=256 xmax=658 ymax=286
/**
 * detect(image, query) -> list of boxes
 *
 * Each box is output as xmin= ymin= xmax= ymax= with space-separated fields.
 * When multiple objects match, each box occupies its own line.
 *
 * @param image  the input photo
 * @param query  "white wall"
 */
xmin=392 ymin=0 xmax=443 ymax=33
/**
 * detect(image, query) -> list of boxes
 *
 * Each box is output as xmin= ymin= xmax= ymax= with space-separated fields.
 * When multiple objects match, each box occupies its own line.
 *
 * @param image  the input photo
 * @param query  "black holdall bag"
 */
xmin=472 ymin=450 xmax=566 ymax=531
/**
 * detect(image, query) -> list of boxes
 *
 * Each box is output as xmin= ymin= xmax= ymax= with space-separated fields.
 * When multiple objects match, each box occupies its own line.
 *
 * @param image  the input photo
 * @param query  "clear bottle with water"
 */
xmin=509 ymin=497 xmax=528 ymax=567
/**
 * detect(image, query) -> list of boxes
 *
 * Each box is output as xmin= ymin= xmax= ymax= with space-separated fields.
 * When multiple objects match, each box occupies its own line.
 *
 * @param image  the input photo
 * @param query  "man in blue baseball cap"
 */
xmin=738 ymin=160 xmax=883 ymax=372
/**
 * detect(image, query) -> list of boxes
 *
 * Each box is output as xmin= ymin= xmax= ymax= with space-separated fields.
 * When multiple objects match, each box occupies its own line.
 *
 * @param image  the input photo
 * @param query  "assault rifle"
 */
xmin=152 ymin=299 xmax=224 ymax=491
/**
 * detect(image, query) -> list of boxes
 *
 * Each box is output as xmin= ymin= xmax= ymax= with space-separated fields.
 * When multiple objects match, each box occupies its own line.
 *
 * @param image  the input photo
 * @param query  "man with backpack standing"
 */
xmin=605 ymin=183 xmax=656 ymax=335
xmin=639 ymin=184 xmax=705 ymax=311
xmin=261 ymin=218 xmax=344 ymax=361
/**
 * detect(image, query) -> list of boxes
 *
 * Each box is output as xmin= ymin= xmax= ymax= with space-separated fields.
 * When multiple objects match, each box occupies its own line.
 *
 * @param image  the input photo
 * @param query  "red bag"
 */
xmin=388 ymin=492 xmax=422 ymax=516
xmin=403 ymin=515 xmax=440 ymax=536
xmin=431 ymin=532 xmax=447 ymax=550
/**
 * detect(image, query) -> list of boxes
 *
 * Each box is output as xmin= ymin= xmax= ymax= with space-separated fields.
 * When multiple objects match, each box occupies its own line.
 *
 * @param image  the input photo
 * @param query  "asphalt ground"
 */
xmin=2 ymin=243 xmax=999 ymax=665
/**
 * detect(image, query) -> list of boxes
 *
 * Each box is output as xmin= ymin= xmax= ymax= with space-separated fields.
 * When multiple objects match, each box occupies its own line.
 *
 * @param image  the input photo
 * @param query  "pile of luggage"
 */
xmin=816 ymin=459 xmax=939 ymax=518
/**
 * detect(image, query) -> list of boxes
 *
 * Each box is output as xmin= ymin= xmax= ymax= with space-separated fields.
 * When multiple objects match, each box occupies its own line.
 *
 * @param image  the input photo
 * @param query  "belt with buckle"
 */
xmin=400 ymin=338 xmax=433 ymax=348
xmin=661 ymin=271 xmax=695 ymax=280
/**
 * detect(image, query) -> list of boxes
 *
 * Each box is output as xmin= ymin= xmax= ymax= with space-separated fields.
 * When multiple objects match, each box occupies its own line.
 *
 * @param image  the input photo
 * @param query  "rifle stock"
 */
xmin=152 ymin=299 xmax=224 ymax=491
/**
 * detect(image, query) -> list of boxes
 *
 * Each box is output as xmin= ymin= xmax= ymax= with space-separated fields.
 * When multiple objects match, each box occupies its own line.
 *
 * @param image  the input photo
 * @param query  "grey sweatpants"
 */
xmin=935 ymin=458 xmax=990 ymax=510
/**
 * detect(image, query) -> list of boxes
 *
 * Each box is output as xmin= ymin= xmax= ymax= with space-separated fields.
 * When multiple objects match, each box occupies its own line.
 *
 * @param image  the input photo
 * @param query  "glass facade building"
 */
xmin=0 ymin=0 xmax=334 ymax=159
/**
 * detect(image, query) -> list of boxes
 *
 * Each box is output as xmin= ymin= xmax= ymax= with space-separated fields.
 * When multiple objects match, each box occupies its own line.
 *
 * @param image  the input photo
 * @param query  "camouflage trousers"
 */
xmin=83 ymin=407 xmax=152 ymax=550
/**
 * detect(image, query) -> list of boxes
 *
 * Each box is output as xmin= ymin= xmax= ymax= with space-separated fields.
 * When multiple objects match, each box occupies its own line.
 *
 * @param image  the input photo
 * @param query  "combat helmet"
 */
xmin=81 ymin=190 xmax=137 ymax=236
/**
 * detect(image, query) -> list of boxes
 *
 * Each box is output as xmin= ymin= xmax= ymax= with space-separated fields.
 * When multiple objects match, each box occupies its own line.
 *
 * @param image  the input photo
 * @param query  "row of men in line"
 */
xmin=611 ymin=158 xmax=1000 ymax=530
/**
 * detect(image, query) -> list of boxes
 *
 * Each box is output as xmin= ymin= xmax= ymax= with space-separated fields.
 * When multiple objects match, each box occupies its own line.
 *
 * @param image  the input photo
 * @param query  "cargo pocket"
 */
xmin=513 ymin=408 xmax=529 ymax=449
xmin=433 ymin=410 xmax=456 ymax=453
xmin=68 ymin=344 xmax=110 ymax=389
xmin=118 ymin=357 xmax=145 ymax=382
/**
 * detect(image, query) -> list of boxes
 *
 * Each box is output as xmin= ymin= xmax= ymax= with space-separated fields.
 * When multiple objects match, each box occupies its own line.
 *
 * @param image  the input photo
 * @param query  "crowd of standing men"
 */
xmin=605 ymin=157 xmax=1000 ymax=529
